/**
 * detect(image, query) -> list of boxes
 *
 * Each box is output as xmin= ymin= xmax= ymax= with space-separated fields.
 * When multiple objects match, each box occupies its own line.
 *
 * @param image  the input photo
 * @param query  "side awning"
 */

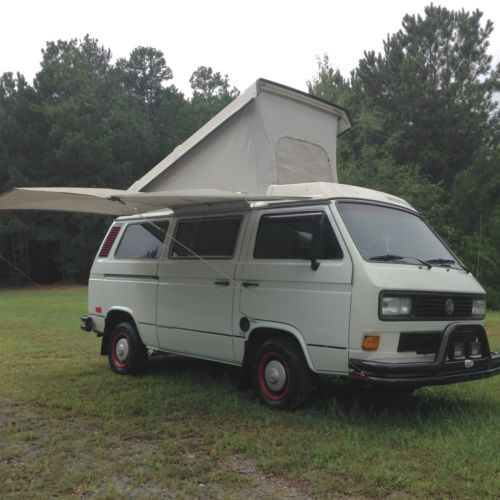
xmin=0 ymin=187 xmax=307 ymax=216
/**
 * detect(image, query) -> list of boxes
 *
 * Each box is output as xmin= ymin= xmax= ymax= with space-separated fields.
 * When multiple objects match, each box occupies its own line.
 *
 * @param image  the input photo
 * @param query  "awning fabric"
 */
xmin=0 ymin=187 xmax=307 ymax=216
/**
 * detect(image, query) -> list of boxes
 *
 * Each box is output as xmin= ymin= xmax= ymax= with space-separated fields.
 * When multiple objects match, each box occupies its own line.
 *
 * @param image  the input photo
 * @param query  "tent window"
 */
xmin=114 ymin=221 xmax=169 ymax=260
xmin=275 ymin=137 xmax=332 ymax=184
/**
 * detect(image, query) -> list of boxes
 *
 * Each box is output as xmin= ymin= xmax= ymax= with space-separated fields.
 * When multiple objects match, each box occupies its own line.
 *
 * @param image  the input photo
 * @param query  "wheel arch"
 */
xmin=243 ymin=322 xmax=315 ymax=372
xmin=101 ymin=307 xmax=138 ymax=355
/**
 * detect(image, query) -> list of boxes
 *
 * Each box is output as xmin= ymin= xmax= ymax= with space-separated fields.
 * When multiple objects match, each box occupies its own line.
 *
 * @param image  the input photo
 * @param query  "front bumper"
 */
xmin=349 ymin=323 xmax=500 ymax=388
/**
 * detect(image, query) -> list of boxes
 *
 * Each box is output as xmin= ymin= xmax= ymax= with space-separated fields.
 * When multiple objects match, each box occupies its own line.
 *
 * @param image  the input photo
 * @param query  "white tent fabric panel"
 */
xmin=142 ymin=104 xmax=258 ymax=192
xmin=254 ymin=90 xmax=338 ymax=187
xmin=131 ymin=78 xmax=349 ymax=194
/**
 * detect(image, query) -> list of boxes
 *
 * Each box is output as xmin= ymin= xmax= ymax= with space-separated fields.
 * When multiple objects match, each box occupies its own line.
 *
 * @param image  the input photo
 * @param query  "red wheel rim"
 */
xmin=111 ymin=331 xmax=131 ymax=369
xmin=258 ymin=352 xmax=290 ymax=401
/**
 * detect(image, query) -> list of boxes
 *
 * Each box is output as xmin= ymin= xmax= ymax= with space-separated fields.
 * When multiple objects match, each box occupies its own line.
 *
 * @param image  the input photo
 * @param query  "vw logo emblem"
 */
xmin=445 ymin=298 xmax=455 ymax=315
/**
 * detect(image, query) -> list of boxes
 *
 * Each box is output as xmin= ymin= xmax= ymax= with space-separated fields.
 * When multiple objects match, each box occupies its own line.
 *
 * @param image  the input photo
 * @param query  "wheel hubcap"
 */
xmin=264 ymin=360 xmax=287 ymax=392
xmin=115 ymin=338 xmax=129 ymax=363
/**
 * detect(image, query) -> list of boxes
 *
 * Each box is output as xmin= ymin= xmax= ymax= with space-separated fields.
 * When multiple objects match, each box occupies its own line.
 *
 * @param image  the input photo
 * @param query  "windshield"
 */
xmin=337 ymin=202 xmax=463 ymax=270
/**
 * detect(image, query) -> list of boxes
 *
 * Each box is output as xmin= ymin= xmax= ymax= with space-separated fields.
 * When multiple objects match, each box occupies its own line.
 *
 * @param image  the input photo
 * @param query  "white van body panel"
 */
xmin=233 ymin=320 xmax=316 ymax=370
xmin=88 ymin=221 xmax=164 ymax=348
xmin=327 ymin=202 xmax=487 ymax=364
xmin=156 ymin=212 xmax=249 ymax=363
xmin=156 ymin=256 xmax=237 ymax=361
xmin=237 ymin=204 xmax=352 ymax=374
xmin=347 ymin=264 xmax=486 ymax=363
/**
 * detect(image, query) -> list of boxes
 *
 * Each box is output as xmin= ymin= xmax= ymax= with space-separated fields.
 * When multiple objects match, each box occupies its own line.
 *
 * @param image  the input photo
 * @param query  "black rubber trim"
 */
xmin=80 ymin=315 xmax=93 ymax=332
xmin=307 ymin=343 xmax=347 ymax=350
xmin=104 ymin=273 xmax=159 ymax=280
xmin=349 ymin=366 xmax=500 ymax=388
xmin=157 ymin=325 xmax=237 ymax=338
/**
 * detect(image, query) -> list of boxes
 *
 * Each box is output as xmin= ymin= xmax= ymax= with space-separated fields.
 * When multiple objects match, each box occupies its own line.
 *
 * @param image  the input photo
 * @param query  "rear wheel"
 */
xmin=252 ymin=337 xmax=312 ymax=409
xmin=108 ymin=321 xmax=146 ymax=374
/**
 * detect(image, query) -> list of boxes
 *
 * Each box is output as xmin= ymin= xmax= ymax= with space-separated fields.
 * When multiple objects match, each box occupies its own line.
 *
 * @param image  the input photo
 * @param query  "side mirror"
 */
xmin=293 ymin=231 xmax=320 ymax=271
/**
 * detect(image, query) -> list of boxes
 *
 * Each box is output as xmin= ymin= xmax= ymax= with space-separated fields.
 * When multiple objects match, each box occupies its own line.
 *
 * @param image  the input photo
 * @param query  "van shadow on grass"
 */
xmin=139 ymin=353 xmax=493 ymax=422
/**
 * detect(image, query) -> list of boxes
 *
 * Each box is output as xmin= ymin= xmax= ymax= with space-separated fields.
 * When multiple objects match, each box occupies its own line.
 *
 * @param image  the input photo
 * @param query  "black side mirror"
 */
xmin=293 ymin=231 xmax=320 ymax=271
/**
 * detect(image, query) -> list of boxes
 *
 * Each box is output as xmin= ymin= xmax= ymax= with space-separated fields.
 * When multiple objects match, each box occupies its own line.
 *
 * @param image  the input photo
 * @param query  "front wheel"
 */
xmin=252 ymin=337 xmax=312 ymax=409
xmin=108 ymin=322 xmax=146 ymax=375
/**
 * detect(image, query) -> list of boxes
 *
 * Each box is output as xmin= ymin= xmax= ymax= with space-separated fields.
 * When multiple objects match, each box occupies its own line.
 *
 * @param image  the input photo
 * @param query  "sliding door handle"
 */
xmin=214 ymin=280 xmax=230 ymax=286
xmin=242 ymin=281 xmax=259 ymax=288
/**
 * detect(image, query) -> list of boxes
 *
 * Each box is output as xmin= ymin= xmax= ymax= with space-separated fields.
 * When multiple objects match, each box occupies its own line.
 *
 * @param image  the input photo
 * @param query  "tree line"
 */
xmin=0 ymin=5 xmax=499 ymax=305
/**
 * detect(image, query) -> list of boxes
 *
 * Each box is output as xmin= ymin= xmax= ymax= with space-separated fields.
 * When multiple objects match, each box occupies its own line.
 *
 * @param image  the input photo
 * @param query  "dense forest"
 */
xmin=0 ymin=5 xmax=499 ymax=305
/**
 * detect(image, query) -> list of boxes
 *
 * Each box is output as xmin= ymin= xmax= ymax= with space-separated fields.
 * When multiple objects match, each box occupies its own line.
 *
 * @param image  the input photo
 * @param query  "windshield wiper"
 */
xmin=369 ymin=254 xmax=432 ymax=269
xmin=425 ymin=258 xmax=455 ymax=267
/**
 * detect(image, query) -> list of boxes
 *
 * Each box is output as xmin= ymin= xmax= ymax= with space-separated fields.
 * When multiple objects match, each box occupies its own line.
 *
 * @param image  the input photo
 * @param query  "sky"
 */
xmin=1 ymin=0 xmax=499 ymax=96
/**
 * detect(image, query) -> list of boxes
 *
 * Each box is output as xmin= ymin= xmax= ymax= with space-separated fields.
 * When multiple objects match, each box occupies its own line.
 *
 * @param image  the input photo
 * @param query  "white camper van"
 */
xmin=1 ymin=79 xmax=498 ymax=408
xmin=76 ymin=182 xmax=498 ymax=408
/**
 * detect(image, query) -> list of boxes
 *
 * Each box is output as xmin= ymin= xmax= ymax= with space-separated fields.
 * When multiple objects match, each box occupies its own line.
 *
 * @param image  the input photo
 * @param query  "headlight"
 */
xmin=472 ymin=299 xmax=486 ymax=316
xmin=381 ymin=296 xmax=412 ymax=316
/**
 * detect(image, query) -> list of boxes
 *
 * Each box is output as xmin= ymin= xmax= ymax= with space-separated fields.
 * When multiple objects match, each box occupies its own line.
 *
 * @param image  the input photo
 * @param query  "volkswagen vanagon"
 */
xmin=80 ymin=182 xmax=500 ymax=408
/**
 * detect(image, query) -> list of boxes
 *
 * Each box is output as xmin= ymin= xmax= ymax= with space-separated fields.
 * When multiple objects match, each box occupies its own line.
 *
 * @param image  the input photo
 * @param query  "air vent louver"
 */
xmin=98 ymin=225 xmax=121 ymax=258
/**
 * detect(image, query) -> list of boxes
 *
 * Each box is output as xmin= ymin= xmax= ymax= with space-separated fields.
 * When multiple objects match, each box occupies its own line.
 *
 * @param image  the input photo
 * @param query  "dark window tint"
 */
xmin=337 ymin=202 xmax=462 ymax=268
xmin=115 ymin=221 xmax=169 ymax=259
xmin=171 ymin=218 xmax=241 ymax=258
xmin=254 ymin=212 xmax=343 ymax=260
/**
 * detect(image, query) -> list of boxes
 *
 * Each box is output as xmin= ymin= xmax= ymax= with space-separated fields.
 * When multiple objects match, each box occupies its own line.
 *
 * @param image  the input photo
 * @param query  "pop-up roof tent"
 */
xmin=130 ymin=78 xmax=350 ymax=194
xmin=0 ymin=79 xmax=350 ymax=215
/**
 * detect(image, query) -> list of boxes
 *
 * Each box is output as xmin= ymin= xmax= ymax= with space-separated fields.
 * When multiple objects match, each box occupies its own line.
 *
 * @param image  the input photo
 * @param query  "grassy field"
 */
xmin=0 ymin=287 xmax=499 ymax=499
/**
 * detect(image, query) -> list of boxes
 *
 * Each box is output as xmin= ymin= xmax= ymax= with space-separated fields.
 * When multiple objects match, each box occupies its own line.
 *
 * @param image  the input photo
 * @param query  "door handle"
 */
xmin=242 ymin=281 xmax=259 ymax=287
xmin=214 ymin=280 xmax=230 ymax=286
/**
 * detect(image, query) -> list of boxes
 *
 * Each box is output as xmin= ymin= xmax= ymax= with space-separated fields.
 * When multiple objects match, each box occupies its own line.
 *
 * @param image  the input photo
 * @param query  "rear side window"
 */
xmin=254 ymin=212 xmax=343 ymax=260
xmin=171 ymin=217 xmax=242 ymax=258
xmin=114 ymin=221 xmax=169 ymax=260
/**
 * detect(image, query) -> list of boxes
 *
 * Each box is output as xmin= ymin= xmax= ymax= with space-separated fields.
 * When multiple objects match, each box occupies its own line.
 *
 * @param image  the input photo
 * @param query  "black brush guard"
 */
xmin=349 ymin=323 xmax=500 ymax=388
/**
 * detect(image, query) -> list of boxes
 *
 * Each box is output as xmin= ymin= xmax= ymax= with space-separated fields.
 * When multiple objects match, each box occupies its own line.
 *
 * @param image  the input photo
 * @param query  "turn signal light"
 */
xmin=362 ymin=335 xmax=380 ymax=351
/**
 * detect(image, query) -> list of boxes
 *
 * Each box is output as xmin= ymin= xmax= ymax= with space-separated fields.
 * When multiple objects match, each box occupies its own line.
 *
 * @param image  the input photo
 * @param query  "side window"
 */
xmin=114 ymin=221 xmax=169 ymax=260
xmin=254 ymin=212 xmax=343 ymax=260
xmin=171 ymin=217 xmax=242 ymax=259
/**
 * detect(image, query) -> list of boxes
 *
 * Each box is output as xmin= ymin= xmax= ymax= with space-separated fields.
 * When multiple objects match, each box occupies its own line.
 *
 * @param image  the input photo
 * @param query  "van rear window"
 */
xmin=254 ymin=212 xmax=343 ymax=260
xmin=114 ymin=221 xmax=169 ymax=260
xmin=171 ymin=217 xmax=241 ymax=258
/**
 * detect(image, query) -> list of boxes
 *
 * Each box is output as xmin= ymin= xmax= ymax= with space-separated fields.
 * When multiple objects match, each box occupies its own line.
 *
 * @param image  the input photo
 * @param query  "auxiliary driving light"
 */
xmin=469 ymin=342 xmax=482 ymax=358
xmin=450 ymin=342 xmax=465 ymax=359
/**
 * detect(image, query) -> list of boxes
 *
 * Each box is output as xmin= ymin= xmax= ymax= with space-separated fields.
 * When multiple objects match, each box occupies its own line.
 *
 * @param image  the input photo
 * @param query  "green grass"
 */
xmin=1 ymin=287 xmax=499 ymax=498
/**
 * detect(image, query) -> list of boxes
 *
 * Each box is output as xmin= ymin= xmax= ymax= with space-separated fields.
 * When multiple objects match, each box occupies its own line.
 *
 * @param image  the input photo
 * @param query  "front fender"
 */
xmin=246 ymin=320 xmax=317 ymax=372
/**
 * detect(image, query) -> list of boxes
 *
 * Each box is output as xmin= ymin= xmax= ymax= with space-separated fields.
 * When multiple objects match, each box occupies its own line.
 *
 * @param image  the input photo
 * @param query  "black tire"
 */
xmin=252 ymin=337 xmax=312 ymax=409
xmin=108 ymin=321 xmax=147 ymax=375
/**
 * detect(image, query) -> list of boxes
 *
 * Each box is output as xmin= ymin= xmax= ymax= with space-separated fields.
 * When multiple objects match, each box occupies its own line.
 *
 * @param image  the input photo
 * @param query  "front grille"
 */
xmin=413 ymin=295 xmax=472 ymax=318
xmin=398 ymin=331 xmax=442 ymax=354
xmin=398 ymin=329 xmax=486 ymax=358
